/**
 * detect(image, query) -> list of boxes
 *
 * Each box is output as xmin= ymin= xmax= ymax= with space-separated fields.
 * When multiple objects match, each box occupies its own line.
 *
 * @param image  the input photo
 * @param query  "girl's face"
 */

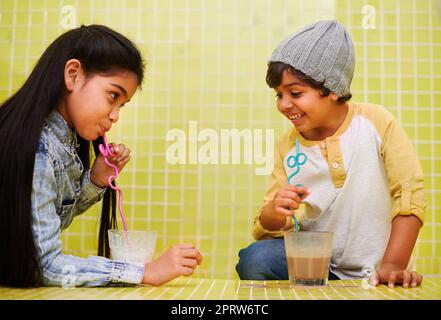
xmin=59 ymin=59 xmax=138 ymax=140
xmin=274 ymin=70 xmax=348 ymax=141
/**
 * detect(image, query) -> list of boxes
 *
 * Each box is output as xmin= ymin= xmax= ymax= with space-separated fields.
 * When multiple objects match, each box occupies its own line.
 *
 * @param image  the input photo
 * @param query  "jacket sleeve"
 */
xmin=71 ymin=169 xmax=107 ymax=217
xmin=32 ymin=145 xmax=144 ymax=287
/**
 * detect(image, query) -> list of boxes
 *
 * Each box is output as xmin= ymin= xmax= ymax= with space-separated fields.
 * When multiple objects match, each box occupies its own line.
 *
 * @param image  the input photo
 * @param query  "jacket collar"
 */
xmin=44 ymin=111 xmax=79 ymax=152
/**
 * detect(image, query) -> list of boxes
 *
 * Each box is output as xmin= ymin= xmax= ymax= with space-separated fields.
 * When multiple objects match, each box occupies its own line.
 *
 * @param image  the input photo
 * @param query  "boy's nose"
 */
xmin=109 ymin=107 xmax=119 ymax=123
xmin=279 ymin=97 xmax=294 ymax=111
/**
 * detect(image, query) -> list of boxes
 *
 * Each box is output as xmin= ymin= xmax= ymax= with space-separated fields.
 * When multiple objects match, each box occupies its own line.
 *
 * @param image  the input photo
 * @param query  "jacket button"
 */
xmin=332 ymin=162 xmax=339 ymax=169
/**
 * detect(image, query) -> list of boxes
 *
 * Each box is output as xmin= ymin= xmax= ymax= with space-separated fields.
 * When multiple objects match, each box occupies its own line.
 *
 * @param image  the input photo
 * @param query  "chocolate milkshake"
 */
xmin=286 ymin=256 xmax=331 ymax=286
xmin=284 ymin=231 xmax=334 ymax=286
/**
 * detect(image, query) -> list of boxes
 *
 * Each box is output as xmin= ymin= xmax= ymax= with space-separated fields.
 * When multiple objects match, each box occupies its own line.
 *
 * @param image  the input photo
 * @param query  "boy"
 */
xmin=236 ymin=20 xmax=426 ymax=288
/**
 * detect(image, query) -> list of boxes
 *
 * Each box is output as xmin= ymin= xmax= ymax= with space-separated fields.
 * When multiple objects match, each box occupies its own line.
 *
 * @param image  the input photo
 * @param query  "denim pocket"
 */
xmin=58 ymin=200 xmax=76 ymax=229
xmin=59 ymin=199 xmax=75 ymax=218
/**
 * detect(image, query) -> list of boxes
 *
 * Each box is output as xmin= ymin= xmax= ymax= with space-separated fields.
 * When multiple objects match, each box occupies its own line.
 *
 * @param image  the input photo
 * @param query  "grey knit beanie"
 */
xmin=268 ymin=20 xmax=355 ymax=97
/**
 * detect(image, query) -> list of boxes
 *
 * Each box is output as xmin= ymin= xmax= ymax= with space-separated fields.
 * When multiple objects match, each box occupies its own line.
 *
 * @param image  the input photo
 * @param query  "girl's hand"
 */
xmin=271 ymin=184 xmax=310 ymax=217
xmin=371 ymin=262 xmax=423 ymax=288
xmin=90 ymin=143 xmax=131 ymax=188
xmin=142 ymin=244 xmax=203 ymax=286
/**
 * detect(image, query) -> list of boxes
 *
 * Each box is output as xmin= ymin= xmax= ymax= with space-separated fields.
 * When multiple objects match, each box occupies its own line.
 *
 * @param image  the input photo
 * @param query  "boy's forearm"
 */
xmin=259 ymin=200 xmax=287 ymax=231
xmin=380 ymin=214 xmax=422 ymax=269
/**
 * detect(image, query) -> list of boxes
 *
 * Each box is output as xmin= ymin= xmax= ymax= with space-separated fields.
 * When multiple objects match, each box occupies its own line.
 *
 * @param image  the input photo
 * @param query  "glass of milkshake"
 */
xmin=284 ymin=231 xmax=334 ymax=286
xmin=108 ymin=229 xmax=157 ymax=265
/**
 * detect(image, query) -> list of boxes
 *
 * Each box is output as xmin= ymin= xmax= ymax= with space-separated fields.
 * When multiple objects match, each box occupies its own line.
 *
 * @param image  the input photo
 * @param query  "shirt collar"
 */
xmin=44 ymin=111 xmax=79 ymax=150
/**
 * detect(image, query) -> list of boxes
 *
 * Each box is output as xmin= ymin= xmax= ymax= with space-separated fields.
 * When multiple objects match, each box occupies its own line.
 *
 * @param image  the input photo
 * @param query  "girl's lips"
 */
xmin=100 ymin=126 xmax=108 ymax=136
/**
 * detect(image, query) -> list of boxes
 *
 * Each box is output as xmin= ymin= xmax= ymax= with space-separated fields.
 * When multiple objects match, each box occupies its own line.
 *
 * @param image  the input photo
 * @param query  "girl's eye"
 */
xmin=275 ymin=93 xmax=282 ymax=99
xmin=110 ymin=92 xmax=120 ymax=101
xmin=291 ymin=92 xmax=301 ymax=98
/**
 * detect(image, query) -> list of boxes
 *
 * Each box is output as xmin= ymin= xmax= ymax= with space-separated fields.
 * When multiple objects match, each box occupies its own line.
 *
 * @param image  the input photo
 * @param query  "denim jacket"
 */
xmin=31 ymin=111 xmax=144 ymax=287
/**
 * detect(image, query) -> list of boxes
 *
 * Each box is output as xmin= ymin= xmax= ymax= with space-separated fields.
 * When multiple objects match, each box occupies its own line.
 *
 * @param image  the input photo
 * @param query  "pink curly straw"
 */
xmin=99 ymin=133 xmax=128 ymax=232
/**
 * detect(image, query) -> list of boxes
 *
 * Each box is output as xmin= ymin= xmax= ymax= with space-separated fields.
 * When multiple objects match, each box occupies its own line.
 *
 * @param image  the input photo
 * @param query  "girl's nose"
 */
xmin=109 ymin=107 xmax=119 ymax=123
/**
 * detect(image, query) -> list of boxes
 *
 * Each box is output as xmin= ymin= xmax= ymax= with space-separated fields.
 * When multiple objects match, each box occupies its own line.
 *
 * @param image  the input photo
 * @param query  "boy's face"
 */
xmin=274 ymin=70 xmax=346 ymax=141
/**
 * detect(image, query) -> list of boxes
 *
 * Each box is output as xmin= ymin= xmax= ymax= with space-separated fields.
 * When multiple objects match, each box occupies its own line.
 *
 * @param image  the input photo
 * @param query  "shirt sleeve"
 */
xmin=71 ymin=169 xmax=107 ymax=217
xmin=32 ymin=145 xmax=144 ymax=287
xmin=366 ymin=104 xmax=427 ymax=225
xmin=252 ymin=133 xmax=294 ymax=240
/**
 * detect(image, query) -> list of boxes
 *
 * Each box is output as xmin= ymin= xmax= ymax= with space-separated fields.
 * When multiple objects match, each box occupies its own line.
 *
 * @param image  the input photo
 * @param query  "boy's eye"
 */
xmin=274 ymin=92 xmax=301 ymax=99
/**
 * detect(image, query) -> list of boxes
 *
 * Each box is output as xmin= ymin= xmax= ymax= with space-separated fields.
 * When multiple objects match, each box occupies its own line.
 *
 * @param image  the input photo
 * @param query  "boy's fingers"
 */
xmin=402 ymin=270 xmax=411 ymax=288
xmin=280 ymin=191 xmax=303 ymax=203
xmin=275 ymin=198 xmax=299 ymax=210
xmin=275 ymin=207 xmax=295 ymax=217
xmin=285 ymin=185 xmax=308 ymax=192
xmin=371 ymin=271 xmax=380 ymax=286
xmin=410 ymin=271 xmax=419 ymax=287
xmin=388 ymin=271 xmax=399 ymax=288
xmin=411 ymin=271 xmax=423 ymax=287
xmin=285 ymin=185 xmax=310 ymax=198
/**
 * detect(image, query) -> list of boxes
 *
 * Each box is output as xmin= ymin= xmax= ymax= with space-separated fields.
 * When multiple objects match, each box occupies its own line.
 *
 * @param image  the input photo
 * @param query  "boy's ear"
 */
xmin=64 ymin=59 xmax=82 ymax=92
xmin=329 ymin=92 xmax=340 ymax=102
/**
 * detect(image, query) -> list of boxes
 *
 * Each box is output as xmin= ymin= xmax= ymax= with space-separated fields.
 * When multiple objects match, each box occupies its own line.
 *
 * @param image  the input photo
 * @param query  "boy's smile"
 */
xmin=288 ymin=112 xmax=306 ymax=123
xmin=274 ymin=70 xmax=348 ymax=141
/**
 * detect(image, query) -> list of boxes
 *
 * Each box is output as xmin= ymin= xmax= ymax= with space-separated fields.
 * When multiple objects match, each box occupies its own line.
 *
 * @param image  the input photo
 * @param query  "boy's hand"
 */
xmin=90 ymin=143 xmax=131 ymax=188
xmin=371 ymin=262 xmax=423 ymax=288
xmin=142 ymin=244 xmax=203 ymax=286
xmin=271 ymin=185 xmax=310 ymax=217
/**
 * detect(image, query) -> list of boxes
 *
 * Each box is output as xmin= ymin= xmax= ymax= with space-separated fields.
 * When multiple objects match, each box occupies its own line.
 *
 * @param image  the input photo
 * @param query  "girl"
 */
xmin=0 ymin=24 xmax=202 ymax=288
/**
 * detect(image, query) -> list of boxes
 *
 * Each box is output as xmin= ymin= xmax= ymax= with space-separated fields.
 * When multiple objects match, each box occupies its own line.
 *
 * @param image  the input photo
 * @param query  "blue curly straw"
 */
xmin=286 ymin=137 xmax=308 ymax=233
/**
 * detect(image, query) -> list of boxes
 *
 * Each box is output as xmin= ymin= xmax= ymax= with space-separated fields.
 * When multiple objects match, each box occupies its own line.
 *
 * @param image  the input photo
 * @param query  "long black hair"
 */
xmin=0 ymin=24 xmax=145 ymax=287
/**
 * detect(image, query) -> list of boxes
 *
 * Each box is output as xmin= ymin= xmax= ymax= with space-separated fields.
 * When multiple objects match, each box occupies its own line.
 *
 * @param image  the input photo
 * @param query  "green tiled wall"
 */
xmin=1 ymin=0 xmax=440 ymax=278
